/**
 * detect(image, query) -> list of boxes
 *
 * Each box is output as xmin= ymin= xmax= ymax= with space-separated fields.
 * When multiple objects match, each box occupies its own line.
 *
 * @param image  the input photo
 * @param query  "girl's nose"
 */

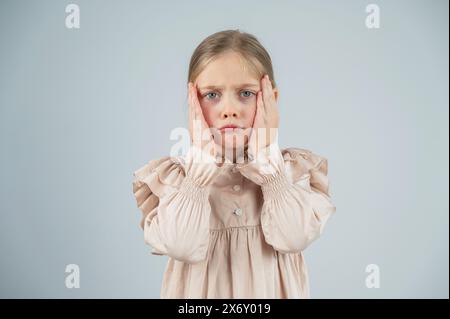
xmin=222 ymin=110 xmax=238 ymax=119
xmin=220 ymin=97 xmax=239 ymax=119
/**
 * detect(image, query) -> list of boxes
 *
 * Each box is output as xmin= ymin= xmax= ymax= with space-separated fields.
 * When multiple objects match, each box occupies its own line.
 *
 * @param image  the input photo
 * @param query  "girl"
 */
xmin=132 ymin=30 xmax=336 ymax=298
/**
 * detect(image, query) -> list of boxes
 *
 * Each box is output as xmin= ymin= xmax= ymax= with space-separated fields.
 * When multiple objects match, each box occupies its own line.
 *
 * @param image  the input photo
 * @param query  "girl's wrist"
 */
xmin=237 ymin=143 xmax=286 ymax=185
xmin=182 ymin=145 xmax=221 ymax=187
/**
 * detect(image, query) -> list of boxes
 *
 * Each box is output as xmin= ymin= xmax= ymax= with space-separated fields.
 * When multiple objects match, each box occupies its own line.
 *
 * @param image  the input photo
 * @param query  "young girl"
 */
xmin=132 ymin=30 xmax=336 ymax=299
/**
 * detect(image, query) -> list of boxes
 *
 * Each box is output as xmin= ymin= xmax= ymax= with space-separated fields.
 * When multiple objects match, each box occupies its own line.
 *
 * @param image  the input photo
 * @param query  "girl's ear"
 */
xmin=273 ymin=88 xmax=279 ymax=102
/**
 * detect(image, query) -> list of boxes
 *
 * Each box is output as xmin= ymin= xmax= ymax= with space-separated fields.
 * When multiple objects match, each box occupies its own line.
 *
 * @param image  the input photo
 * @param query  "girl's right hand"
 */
xmin=187 ymin=82 xmax=219 ymax=164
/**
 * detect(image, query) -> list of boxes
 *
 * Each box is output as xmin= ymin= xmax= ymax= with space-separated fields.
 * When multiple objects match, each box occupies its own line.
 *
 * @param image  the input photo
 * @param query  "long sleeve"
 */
xmin=132 ymin=146 xmax=221 ymax=264
xmin=236 ymin=144 xmax=336 ymax=253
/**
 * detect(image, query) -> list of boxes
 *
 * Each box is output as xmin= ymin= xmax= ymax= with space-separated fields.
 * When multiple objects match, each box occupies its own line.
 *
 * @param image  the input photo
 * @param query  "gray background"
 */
xmin=0 ymin=0 xmax=448 ymax=298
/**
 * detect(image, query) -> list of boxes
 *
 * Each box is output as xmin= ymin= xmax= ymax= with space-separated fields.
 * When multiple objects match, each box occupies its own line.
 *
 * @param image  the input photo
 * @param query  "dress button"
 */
xmin=233 ymin=208 xmax=242 ymax=216
xmin=233 ymin=184 xmax=241 ymax=192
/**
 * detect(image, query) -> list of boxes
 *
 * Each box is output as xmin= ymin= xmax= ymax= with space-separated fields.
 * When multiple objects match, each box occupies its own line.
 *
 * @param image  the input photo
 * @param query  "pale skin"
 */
xmin=188 ymin=51 xmax=279 ymax=164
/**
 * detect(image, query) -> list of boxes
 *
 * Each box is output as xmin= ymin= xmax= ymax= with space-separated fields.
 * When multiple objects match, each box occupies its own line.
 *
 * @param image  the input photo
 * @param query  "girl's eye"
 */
xmin=204 ymin=92 xmax=219 ymax=100
xmin=203 ymin=90 xmax=255 ymax=100
xmin=240 ymin=90 xmax=255 ymax=98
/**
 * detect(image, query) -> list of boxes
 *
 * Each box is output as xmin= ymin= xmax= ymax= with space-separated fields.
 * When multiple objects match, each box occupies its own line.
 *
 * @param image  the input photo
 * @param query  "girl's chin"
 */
xmin=219 ymin=128 xmax=251 ymax=136
xmin=214 ymin=141 xmax=248 ymax=150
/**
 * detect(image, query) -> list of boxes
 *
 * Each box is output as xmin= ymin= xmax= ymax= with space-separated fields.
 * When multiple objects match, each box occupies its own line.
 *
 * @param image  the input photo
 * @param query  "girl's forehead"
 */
xmin=195 ymin=51 xmax=261 ymax=87
xmin=196 ymin=66 xmax=260 ymax=90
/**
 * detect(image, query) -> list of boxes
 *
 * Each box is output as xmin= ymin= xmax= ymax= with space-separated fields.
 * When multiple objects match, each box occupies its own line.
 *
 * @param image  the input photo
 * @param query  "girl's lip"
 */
xmin=219 ymin=125 xmax=242 ymax=130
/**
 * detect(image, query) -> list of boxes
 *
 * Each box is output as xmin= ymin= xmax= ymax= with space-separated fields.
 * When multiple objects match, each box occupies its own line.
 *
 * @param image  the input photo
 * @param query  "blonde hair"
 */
xmin=188 ymin=29 xmax=277 ymax=88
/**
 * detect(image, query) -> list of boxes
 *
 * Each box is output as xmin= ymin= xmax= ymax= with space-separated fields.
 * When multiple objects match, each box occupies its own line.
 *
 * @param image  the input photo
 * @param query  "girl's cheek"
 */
xmin=201 ymin=98 xmax=215 ymax=107
xmin=243 ymin=107 xmax=257 ymax=126
xmin=199 ymin=104 xmax=212 ymax=124
xmin=241 ymin=96 xmax=256 ymax=104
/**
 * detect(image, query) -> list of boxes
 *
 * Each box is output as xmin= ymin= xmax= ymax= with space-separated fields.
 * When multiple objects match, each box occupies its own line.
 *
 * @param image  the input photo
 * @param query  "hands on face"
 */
xmin=187 ymin=74 xmax=279 ymax=163
xmin=247 ymin=74 xmax=279 ymax=159
xmin=187 ymin=82 xmax=218 ymax=159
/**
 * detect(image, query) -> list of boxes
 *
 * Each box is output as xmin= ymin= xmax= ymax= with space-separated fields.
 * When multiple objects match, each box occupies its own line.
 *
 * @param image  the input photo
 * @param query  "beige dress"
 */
xmin=132 ymin=143 xmax=336 ymax=298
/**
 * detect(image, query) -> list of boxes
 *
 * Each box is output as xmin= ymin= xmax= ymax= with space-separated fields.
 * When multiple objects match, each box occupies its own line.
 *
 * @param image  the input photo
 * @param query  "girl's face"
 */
xmin=193 ymin=51 xmax=278 ymax=152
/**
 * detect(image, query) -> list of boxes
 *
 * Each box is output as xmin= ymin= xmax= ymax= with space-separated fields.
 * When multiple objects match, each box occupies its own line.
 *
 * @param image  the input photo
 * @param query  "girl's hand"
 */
xmin=247 ymin=74 xmax=280 ymax=160
xmin=188 ymin=82 xmax=219 ymax=161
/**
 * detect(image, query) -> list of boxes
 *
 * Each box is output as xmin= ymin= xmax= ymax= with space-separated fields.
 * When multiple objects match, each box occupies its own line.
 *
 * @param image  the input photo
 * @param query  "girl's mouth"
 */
xmin=219 ymin=125 xmax=243 ymax=132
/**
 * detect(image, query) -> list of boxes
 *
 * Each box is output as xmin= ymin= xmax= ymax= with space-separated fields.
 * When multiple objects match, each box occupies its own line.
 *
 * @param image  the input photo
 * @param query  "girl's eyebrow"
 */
xmin=199 ymin=84 xmax=260 ymax=90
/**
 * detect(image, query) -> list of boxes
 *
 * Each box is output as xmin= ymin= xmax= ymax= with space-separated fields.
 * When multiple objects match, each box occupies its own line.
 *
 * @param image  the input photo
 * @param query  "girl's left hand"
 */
xmin=247 ymin=74 xmax=280 ymax=160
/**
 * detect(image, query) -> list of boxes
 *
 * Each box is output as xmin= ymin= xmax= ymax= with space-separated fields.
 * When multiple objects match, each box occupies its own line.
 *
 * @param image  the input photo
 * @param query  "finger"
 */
xmin=252 ymin=91 xmax=260 ymax=127
xmin=251 ymin=91 xmax=262 ymax=132
xmin=190 ymin=85 xmax=201 ymax=123
xmin=266 ymin=75 xmax=276 ymax=104
xmin=191 ymin=84 xmax=213 ymax=145
xmin=189 ymin=85 xmax=198 ymax=128
xmin=192 ymin=83 xmax=204 ymax=120
xmin=193 ymin=84 xmax=210 ymax=129
xmin=248 ymin=92 xmax=260 ymax=143
xmin=248 ymin=95 xmax=259 ymax=154
xmin=190 ymin=83 xmax=200 ymax=118
xmin=265 ymin=74 xmax=273 ymax=90
xmin=188 ymin=83 xmax=196 ymax=142
xmin=257 ymin=90 xmax=265 ymax=122
xmin=189 ymin=83 xmax=204 ymax=143
xmin=260 ymin=75 xmax=267 ymax=111
xmin=263 ymin=74 xmax=272 ymax=112
xmin=262 ymin=74 xmax=271 ymax=107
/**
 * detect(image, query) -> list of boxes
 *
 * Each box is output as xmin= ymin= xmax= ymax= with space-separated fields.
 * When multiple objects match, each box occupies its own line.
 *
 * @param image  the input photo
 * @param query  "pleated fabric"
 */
xmin=132 ymin=144 xmax=336 ymax=298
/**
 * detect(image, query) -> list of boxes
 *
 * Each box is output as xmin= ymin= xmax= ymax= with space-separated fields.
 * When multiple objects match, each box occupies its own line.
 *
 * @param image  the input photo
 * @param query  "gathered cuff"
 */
xmin=178 ymin=172 xmax=212 ymax=202
xmin=260 ymin=169 xmax=292 ymax=201
xmin=236 ymin=143 xmax=286 ymax=186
